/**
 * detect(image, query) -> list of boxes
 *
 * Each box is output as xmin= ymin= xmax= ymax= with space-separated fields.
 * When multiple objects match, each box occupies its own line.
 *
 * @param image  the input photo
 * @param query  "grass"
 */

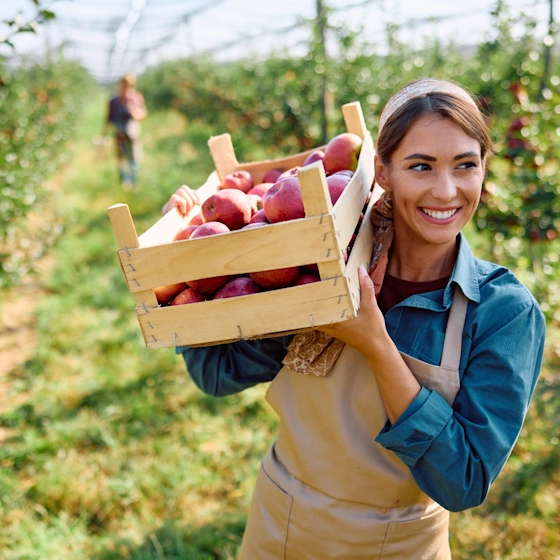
xmin=0 ymin=91 xmax=558 ymax=559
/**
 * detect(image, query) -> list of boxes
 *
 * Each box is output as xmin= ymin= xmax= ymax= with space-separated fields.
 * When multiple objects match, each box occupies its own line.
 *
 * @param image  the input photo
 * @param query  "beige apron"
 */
xmin=239 ymin=287 xmax=468 ymax=560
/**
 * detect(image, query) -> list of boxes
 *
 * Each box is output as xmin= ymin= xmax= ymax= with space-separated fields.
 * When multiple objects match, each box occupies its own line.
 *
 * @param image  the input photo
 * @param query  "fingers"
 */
xmin=162 ymin=185 xmax=200 ymax=216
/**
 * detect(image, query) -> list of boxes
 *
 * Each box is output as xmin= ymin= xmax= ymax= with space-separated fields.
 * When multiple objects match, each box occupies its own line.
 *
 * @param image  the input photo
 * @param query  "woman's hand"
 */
xmin=318 ymin=265 xmax=390 ymax=358
xmin=162 ymin=185 xmax=201 ymax=216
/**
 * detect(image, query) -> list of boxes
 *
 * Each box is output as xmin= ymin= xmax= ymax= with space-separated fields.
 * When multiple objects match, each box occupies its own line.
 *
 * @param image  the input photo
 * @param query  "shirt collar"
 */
xmin=446 ymin=232 xmax=481 ymax=306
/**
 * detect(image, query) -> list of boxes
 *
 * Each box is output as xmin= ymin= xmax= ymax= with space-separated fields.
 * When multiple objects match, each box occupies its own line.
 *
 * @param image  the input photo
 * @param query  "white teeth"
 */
xmin=422 ymin=208 xmax=458 ymax=220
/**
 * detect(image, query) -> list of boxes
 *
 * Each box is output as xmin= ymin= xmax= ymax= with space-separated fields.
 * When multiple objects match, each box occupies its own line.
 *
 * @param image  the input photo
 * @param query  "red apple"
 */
xmin=262 ymin=168 xmax=284 ymax=183
xmin=202 ymin=189 xmax=252 ymax=230
xmin=188 ymin=211 xmax=204 ymax=226
xmin=278 ymin=167 xmax=301 ymax=180
xmin=170 ymin=287 xmax=206 ymax=305
xmin=220 ymin=170 xmax=254 ymax=193
xmin=248 ymin=183 xmax=273 ymax=198
xmin=295 ymin=273 xmax=320 ymax=285
xmin=242 ymin=222 xmax=268 ymax=230
xmin=249 ymin=266 xmax=300 ymax=289
xmin=187 ymin=222 xmax=232 ymax=294
xmin=154 ymin=282 xmax=188 ymax=305
xmin=323 ymin=132 xmax=363 ymax=174
xmin=326 ymin=174 xmax=352 ymax=205
xmin=302 ymin=149 xmax=325 ymax=167
xmin=263 ymin=176 xmax=305 ymax=223
xmin=173 ymin=225 xmax=199 ymax=241
xmin=302 ymin=263 xmax=319 ymax=274
xmin=213 ymin=277 xmax=262 ymax=299
xmin=332 ymin=169 xmax=354 ymax=179
xmin=190 ymin=222 xmax=230 ymax=238
xmin=247 ymin=193 xmax=262 ymax=214
xmin=249 ymin=209 xmax=269 ymax=224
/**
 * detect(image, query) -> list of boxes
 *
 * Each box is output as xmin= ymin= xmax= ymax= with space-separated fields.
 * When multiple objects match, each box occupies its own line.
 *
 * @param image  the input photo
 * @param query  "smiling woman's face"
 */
xmin=375 ymin=114 xmax=486 ymax=252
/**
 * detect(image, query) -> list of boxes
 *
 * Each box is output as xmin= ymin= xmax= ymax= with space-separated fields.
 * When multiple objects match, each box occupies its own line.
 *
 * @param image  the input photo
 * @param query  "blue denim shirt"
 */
xmin=178 ymin=233 xmax=546 ymax=512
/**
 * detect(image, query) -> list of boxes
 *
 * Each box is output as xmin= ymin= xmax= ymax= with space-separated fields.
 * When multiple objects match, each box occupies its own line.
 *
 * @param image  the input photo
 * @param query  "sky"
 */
xmin=0 ymin=0 xmax=556 ymax=83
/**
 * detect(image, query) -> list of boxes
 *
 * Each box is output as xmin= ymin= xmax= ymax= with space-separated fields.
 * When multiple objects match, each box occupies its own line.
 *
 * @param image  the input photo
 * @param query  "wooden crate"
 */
xmin=108 ymin=101 xmax=384 ymax=349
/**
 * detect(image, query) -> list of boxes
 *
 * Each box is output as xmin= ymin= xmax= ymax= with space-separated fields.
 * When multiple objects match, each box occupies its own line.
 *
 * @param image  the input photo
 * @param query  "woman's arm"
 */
xmin=376 ymin=295 xmax=546 ymax=511
xmin=178 ymin=336 xmax=293 ymax=397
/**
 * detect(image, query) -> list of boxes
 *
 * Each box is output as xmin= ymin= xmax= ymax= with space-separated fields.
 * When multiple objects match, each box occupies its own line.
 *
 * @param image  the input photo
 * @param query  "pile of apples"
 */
xmin=155 ymin=132 xmax=363 ymax=307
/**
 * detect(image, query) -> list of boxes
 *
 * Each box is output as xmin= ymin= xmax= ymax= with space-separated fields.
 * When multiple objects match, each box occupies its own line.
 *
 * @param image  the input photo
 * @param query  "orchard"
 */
xmin=0 ymin=1 xmax=559 ymax=559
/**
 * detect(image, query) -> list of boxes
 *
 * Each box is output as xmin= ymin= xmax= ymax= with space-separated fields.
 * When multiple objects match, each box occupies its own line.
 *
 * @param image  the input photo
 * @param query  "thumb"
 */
xmin=359 ymin=264 xmax=376 ymax=300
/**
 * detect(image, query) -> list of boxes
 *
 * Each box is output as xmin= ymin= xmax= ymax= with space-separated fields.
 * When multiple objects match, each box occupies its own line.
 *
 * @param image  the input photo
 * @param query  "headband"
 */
xmin=378 ymin=79 xmax=479 ymax=136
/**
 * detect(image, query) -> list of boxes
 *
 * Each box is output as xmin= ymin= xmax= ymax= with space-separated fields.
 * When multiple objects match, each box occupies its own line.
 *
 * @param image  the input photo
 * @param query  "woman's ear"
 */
xmin=374 ymin=154 xmax=391 ymax=192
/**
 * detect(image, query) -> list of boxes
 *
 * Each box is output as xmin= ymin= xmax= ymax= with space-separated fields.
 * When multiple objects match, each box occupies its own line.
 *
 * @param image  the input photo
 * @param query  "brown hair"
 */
xmin=376 ymin=90 xmax=493 ymax=165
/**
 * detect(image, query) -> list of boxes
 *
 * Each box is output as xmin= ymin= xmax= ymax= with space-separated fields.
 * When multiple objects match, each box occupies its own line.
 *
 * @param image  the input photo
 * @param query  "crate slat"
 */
xmin=119 ymin=215 xmax=339 ymax=292
xmin=138 ymin=278 xmax=353 ymax=349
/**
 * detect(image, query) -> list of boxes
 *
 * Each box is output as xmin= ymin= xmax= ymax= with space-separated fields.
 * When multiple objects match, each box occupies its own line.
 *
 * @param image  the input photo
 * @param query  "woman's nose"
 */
xmin=433 ymin=171 xmax=457 ymax=201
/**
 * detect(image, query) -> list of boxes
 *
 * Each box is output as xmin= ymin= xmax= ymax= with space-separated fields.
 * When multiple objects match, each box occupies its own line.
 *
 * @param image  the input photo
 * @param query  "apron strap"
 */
xmin=440 ymin=285 xmax=469 ymax=371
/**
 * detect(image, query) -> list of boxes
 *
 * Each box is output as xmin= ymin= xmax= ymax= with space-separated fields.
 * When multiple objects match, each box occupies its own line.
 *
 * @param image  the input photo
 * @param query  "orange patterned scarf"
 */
xmin=282 ymin=191 xmax=394 ymax=376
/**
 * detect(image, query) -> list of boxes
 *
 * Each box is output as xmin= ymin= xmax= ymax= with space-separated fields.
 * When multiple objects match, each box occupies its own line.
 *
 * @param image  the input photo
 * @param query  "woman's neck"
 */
xmin=387 ymin=236 xmax=458 ymax=282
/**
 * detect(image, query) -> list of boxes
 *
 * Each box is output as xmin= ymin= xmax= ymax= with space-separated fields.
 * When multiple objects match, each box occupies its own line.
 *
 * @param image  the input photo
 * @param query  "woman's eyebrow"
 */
xmin=403 ymin=151 xmax=480 ymax=161
xmin=454 ymin=151 xmax=480 ymax=160
xmin=404 ymin=153 xmax=436 ymax=161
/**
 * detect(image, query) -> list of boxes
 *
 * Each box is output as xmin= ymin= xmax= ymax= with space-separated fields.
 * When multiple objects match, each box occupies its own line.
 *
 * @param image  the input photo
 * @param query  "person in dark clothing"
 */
xmin=104 ymin=73 xmax=147 ymax=189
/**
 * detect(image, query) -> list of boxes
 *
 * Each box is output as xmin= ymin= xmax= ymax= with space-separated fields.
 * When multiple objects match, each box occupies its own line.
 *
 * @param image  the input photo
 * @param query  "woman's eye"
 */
xmin=409 ymin=163 xmax=431 ymax=171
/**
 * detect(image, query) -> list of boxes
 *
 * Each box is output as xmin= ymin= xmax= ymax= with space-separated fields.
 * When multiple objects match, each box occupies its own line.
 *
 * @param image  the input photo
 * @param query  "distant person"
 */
xmin=104 ymin=73 xmax=147 ymax=190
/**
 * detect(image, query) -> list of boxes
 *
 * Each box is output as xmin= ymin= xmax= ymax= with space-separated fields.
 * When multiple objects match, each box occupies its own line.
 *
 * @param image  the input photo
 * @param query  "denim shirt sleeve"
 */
xmin=176 ymin=336 xmax=293 ymax=397
xmin=376 ymin=299 xmax=546 ymax=512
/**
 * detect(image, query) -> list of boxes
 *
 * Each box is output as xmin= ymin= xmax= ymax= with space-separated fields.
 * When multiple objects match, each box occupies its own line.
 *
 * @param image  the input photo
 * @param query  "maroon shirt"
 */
xmin=378 ymin=273 xmax=450 ymax=314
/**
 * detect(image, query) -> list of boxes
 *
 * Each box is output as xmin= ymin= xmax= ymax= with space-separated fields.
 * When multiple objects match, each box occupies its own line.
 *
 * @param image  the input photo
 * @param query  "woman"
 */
xmin=162 ymin=79 xmax=546 ymax=559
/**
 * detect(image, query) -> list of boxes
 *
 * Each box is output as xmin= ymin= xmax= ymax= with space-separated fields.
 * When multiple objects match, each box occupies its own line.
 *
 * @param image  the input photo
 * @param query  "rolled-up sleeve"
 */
xmin=376 ymin=300 xmax=546 ymax=512
xmin=176 ymin=336 xmax=292 ymax=397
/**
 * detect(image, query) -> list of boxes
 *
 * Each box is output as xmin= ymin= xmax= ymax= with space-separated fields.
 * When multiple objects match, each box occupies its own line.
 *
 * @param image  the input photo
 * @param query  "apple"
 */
xmin=170 ymin=287 xmax=206 ymax=305
xmin=249 ymin=209 xmax=269 ymax=224
xmin=262 ymin=168 xmax=284 ymax=183
xmin=278 ymin=167 xmax=301 ymax=180
xmin=295 ymin=272 xmax=320 ymax=285
xmin=154 ymin=282 xmax=188 ymax=305
xmin=249 ymin=266 xmax=300 ymax=289
xmin=323 ymin=132 xmax=363 ymax=174
xmin=303 ymin=263 xmax=319 ymax=274
xmin=213 ymin=277 xmax=262 ymax=299
xmin=302 ymin=149 xmax=325 ymax=167
xmin=173 ymin=224 xmax=199 ymax=241
xmin=220 ymin=170 xmax=254 ymax=193
xmin=187 ymin=222 xmax=232 ymax=294
xmin=242 ymin=222 xmax=268 ymax=230
xmin=247 ymin=193 xmax=262 ymax=214
xmin=248 ymin=182 xmax=273 ymax=198
xmin=202 ymin=189 xmax=252 ymax=230
xmin=332 ymin=169 xmax=354 ymax=179
xmin=188 ymin=211 xmax=204 ymax=226
xmin=190 ymin=222 xmax=230 ymax=238
xmin=263 ymin=176 xmax=305 ymax=223
xmin=326 ymin=174 xmax=352 ymax=205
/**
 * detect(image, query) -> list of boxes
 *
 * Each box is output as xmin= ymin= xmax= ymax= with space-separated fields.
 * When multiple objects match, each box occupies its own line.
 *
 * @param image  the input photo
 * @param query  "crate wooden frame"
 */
xmin=108 ymin=101 xmax=384 ymax=349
